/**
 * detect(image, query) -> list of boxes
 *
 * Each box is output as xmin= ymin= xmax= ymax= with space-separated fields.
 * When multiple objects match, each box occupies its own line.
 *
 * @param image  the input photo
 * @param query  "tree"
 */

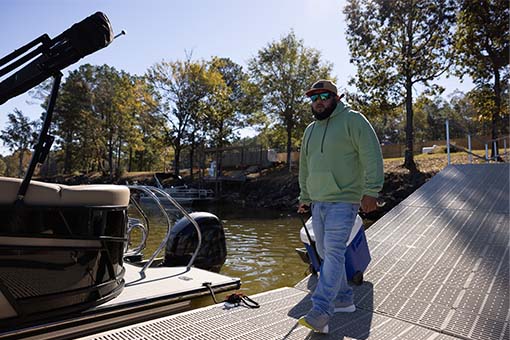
xmin=448 ymin=90 xmax=490 ymax=137
xmin=54 ymin=66 xmax=94 ymax=173
xmin=344 ymin=0 xmax=456 ymax=171
xmin=110 ymin=72 xmax=150 ymax=176
xmin=42 ymin=64 xmax=167 ymax=176
xmin=146 ymin=57 xmax=212 ymax=176
xmin=348 ymin=92 xmax=404 ymax=144
xmin=0 ymin=153 xmax=24 ymax=177
xmin=205 ymin=58 xmax=259 ymax=146
xmin=201 ymin=57 xmax=262 ymax=175
xmin=128 ymin=76 xmax=166 ymax=172
xmin=92 ymin=65 xmax=126 ymax=179
xmin=248 ymin=31 xmax=333 ymax=169
xmin=453 ymin=0 xmax=509 ymax=158
xmin=413 ymin=95 xmax=452 ymax=141
xmin=0 ymin=109 xmax=37 ymax=177
xmin=0 ymin=156 xmax=6 ymax=176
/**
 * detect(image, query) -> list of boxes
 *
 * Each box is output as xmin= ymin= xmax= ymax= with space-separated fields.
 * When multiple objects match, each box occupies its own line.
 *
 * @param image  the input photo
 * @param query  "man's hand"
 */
xmin=297 ymin=203 xmax=310 ymax=214
xmin=360 ymin=195 xmax=379 ymax=213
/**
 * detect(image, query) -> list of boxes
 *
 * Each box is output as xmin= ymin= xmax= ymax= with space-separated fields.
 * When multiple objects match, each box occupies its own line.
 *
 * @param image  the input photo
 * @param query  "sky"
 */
xmin=0 ymin=0 xmax=473 ymax=156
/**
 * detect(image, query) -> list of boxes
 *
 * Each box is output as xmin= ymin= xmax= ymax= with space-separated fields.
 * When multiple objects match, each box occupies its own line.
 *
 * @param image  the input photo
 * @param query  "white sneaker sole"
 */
xmin=334 ymin=304 xmax=356 ymax=313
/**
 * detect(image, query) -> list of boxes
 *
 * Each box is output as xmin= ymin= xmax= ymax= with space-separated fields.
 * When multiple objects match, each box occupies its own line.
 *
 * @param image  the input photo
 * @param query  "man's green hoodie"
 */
xmin=299 ymin=100 xmax=384 ymax=204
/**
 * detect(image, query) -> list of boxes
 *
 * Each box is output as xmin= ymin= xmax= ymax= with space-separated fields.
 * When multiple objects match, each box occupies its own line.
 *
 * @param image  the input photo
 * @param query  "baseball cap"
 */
xmin=305 ymin=79 xmax=338 ymax=97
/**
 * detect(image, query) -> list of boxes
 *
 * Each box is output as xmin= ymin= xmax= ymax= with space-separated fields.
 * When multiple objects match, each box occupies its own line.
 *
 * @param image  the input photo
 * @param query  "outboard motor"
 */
xmin=164 ymin=212 xmax=226 ymax=273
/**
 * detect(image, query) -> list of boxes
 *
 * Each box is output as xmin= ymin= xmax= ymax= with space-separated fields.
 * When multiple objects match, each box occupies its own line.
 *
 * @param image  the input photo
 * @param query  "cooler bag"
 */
xmin=299 ymin=215 xmax=371 ymax=285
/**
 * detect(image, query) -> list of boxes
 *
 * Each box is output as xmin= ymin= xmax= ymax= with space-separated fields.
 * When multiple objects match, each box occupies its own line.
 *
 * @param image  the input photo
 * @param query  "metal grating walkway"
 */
xmin=79 ymin=164 xmax=509 ymax=340
xmin=79 ymin=286 xmax=461 ymax=340
xmin=357 ymin=164 xmax=509 ymax=340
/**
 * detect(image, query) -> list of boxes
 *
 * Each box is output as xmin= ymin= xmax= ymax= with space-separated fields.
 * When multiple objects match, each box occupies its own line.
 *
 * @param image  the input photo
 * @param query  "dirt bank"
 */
xmin=220 ymin=165 xmax=435 ymax=224
xmin=214 ymin=152 xmax=479 ymax=223
xmin=38 ymin=152 xmax=478 ymax=225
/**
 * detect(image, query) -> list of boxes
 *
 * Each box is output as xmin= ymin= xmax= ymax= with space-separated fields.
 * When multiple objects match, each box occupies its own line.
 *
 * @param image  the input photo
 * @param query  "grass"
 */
xmin=383 ymin=150 xmax=492 ymax=174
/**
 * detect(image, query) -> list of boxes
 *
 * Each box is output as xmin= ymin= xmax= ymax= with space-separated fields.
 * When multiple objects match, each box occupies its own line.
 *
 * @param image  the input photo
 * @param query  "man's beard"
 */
xmin=312 ymin=100 xmax=337 ymax=120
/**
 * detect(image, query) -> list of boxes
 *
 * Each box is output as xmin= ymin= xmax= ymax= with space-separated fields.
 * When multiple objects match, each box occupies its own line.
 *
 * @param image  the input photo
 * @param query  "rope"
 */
xmin=202 ymin=282 xmax=219 ymax=304
xmin=223 ymin=293 xmax=260 ymax=309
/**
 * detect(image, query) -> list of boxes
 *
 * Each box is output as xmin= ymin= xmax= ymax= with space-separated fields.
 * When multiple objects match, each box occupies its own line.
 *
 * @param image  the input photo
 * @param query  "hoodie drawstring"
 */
xmin=320 ymin=117 xmax=331 ymax=153
xmin=305 ymin=116 xmax=331 ymax=155
xmin=305 ymin=123 xmax=315 ymax=156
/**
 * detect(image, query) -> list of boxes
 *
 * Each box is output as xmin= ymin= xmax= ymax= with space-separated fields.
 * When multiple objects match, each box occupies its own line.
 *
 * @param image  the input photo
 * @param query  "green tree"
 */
xmin=49 ymin=64 xmax=166 ymax=175
xmin=459 ymin=86 xmax=509 ymax=140
xmin=67 ymin=65 xmax=142 ymax=179
xmin=0 ymin=156 xmax=6 ymax=176
xmin=248 ymin=31 xmax=333 ymax=168
xmin=54 ymin=66 xmax=94 ymax=173
xmin=205 ymin=57 xmax=259 ymax=146
xmin=344 ymin=0 xmax=456 ymax=171
xmin=128 ymin=76 xmax=166 ymax=172
xmin=348 ymin=92 xmax=404 ymax=144
xmin=146 ymin=57 xmax=212 ymax=176
xmin=0 ymin=153 xmax=23 ymax=177
xmin=0 ymin=109 xmax=37 ymax=177
xmin=202 ymin=57 xmax=262 ymax=175
xmin=447 ymin=90 xmax=486 ymax=137
xmin=92 ymin=65 xmax=123 ymax=178
xmin=110 ymin=72 xmax=149 ymax=176
xmin=453 ymin=0 xmax=509 ymax=157
xmin=413 ymin=95 xmax=462 ymax=142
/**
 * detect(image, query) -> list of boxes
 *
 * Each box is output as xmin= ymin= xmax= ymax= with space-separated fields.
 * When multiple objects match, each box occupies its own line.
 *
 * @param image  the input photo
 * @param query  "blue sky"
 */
xmin=0 ymin=0 xmax=472 ymax=156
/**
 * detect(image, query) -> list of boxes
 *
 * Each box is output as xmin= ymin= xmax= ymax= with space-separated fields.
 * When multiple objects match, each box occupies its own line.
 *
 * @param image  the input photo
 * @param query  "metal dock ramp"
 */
xmin=79 ymin=164 xmax=509 ymax=340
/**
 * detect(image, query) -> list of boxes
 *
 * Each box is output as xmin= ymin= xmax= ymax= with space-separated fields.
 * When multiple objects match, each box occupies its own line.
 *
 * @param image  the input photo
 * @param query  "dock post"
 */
xmin=445 ymin=119 xmax=451 ymax=165
xmin=467 ymin=134 xmax=472 ymax=163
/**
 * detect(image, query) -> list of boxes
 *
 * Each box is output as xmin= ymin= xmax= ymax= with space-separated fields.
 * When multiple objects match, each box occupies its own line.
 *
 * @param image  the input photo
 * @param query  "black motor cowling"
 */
xmin=163 ymin=212 xmax=226 ymax=273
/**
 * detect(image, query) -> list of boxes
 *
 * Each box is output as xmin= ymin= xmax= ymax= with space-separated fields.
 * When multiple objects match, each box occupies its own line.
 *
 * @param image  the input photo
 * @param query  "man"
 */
xmin=297 ymin=79 xmax=383 ymax=333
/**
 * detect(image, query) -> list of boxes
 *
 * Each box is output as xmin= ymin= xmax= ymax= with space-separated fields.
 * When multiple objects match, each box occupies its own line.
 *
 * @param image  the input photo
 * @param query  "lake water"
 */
xmin=128 ymin=202 xmax=310 ymax=296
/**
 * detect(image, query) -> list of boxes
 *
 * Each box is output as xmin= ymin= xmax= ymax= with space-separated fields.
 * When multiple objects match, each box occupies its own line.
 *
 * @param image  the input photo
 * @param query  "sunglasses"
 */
xmin=310 ymin=92 xmax=332 ymax=102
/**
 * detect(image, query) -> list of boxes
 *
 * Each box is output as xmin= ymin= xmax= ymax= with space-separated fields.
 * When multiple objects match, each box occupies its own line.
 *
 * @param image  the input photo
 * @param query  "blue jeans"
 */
xmin=311 ymin=202 xmax=359 ymax=316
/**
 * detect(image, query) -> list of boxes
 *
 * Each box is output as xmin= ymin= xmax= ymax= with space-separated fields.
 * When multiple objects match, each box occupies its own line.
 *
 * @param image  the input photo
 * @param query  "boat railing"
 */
xmin=153 ymin=174 xmax=215 ymax=201
xmin=446 ymin=118 xmax=509 ymax=164
xmin=125 ymin=217 xmax=148 ymax=256
xmin=126 ymin=185 xmax=203 ymax=275
xmin=167 ymin=186 xmax=215 ymax=200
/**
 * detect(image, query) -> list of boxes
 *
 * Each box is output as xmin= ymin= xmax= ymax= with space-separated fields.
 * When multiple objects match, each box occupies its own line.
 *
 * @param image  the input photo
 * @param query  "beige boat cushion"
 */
xmin=0 ymin=177 xmax=130 ymax=206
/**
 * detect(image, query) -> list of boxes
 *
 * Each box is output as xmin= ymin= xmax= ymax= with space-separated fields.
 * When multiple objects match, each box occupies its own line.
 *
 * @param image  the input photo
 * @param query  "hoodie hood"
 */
xmin=306 ymin=101 xmax=349 ymax=154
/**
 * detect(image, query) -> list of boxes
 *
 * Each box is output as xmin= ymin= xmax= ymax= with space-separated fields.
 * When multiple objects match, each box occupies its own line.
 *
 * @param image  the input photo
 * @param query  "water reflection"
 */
xmin=128 ymin=202 xmax=309 ymax=295
xmin=221 ymin=217 xmax=307 ymax=294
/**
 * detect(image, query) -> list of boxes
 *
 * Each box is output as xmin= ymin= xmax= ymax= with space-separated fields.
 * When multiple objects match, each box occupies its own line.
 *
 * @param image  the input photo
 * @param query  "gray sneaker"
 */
xmin=298 ymin=309 xmax=330 ymax=334
xmin=298 ymin=316 xmax=329 ymax=334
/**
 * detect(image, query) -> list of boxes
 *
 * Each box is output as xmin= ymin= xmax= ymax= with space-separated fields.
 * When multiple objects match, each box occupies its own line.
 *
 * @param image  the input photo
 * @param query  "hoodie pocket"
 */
xmin=306 ymin=171 xmax=342 ymax=200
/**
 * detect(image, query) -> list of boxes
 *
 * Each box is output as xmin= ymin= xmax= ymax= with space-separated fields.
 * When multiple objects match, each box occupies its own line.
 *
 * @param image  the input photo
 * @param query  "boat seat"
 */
xmin=0 ymin=177 xmax=130 ymax=207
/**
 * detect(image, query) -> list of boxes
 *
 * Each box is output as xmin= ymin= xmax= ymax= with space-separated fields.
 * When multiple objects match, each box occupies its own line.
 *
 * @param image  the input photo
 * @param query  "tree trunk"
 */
xmin=404 ymin=77 xmax=418 ymax=172
xmin=108 ymin=136 xmax=114 ymax=181
xmin=174 ymin=146 xmax=181 ymax=177
xmin=217 ymin=140 xmax=223 ymax=178
xmin=403 ymin=12 xmax=417 ymax=173
xmin=128 ymin=147 xmax=133 ymax=172
xmin=44 ymin=152 xmax=51 ymax=177
xmin=63 ymin=132 xmax=73 ymax=174
xmin=286 ymin=113 xmax=293 ymax=172
xmin=189 ymin=144 xmax=194 ymax=180
xmin=116 ymin=140 xmax=122 ymax=176
xmin=18 ymin=150 xmax=24 ymax=178
xmin=491 ymin=67 xmax=501 ymax=160
xmin=216 ymin=150 xmax=222 ymax=177
xmin=138 ymin=150 xmax=144 ymax=171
